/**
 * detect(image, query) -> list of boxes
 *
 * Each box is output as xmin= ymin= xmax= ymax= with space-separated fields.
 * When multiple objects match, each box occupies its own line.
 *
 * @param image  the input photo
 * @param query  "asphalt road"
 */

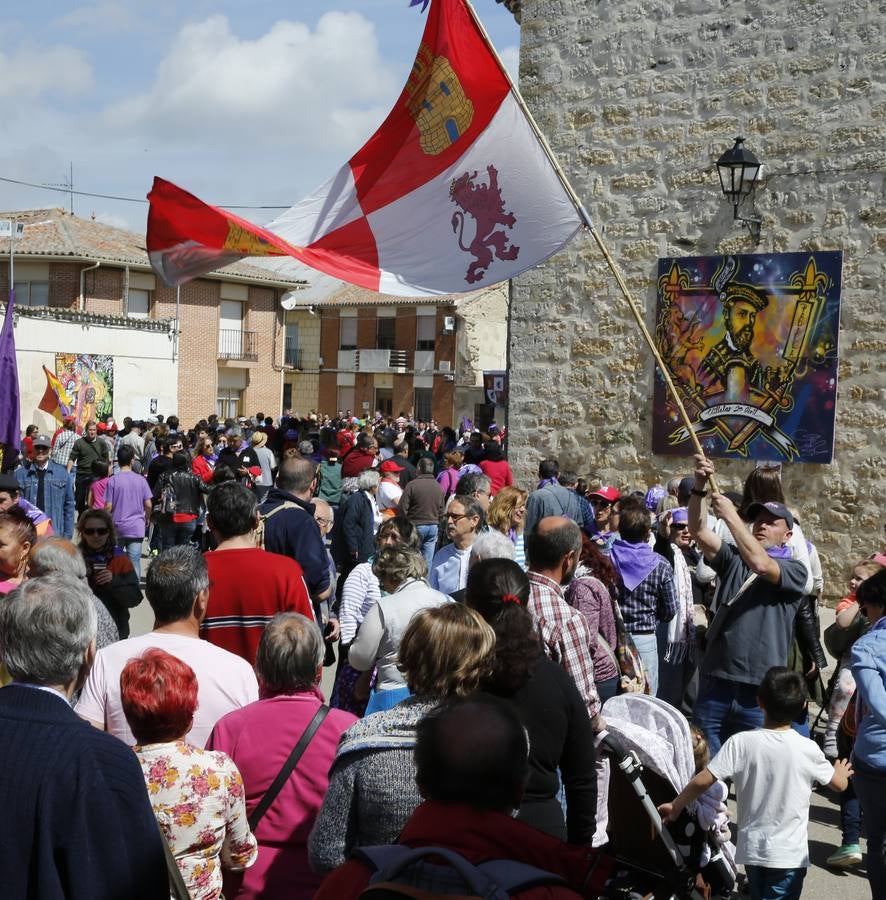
xmin=129 ymin=582 xmax=872 ymax=898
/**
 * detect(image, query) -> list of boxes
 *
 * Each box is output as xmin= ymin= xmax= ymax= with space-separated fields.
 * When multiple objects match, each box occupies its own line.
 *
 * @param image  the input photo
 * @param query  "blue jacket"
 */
xmin=850 ymin=618 xmax=886 ymax=771
xmin=15 ymin=461 xmax=75 ymax=538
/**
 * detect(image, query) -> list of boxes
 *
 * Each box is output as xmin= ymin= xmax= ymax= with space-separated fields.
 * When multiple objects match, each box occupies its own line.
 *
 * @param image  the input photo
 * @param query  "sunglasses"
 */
xmin=595 ymin=500 xmax=613 ymax=509
xmin=82 ymin=527 xmax=109 ymax=536
xmin=671 ymin=523 xmax=688 ymax=531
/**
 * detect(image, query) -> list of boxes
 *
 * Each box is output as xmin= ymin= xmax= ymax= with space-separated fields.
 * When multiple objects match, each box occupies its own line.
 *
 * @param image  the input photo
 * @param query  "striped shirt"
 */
xmin=617 ymin=557 xmax=678 ymax=635
xmin=50 ymin=428 xmax=77 ymax=467
xmin=202 ymin=547 xmax=314 ymax=665
xmin=527 ymin=571 xmax=601 ymax=718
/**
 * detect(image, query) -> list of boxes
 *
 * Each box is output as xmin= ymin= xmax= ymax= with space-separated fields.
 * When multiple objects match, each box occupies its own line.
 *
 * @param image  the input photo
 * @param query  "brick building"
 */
xmin=281 ymin=282 xmax=507 ymax=428
xmin=2 ymin=208 xmax=305 ymax=427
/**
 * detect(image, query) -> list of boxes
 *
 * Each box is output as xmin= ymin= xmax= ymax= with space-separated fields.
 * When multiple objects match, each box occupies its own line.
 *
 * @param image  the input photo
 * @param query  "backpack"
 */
xmin=354 ymin=845 xmax=567 ymax=899
xmin=254 ymin=500 xmax=301 ymax=549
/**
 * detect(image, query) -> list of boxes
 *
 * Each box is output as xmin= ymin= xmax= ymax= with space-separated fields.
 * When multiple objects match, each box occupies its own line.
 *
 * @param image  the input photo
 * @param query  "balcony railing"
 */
xmin=284 ymin=342 xmax=303 ymax=369
xmin=218 ymin=329 xmax=257 ymax=361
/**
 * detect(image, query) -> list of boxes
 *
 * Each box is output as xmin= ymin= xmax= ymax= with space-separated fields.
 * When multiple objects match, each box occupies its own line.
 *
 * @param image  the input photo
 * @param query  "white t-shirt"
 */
xmin=377 ymin=479 xmax=403 ymax=512
xmin=707 ymin=728 xmax=834 ymax=868
xmin=76 ymin=631 xmax=259 ymax=748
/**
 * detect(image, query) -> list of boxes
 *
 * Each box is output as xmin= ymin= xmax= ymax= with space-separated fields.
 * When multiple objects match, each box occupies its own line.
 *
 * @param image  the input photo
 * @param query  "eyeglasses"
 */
xmin=82 ymin=527 xmax=109 ymax=536
xmin=445 ymin=512 xmax=474 ymax=522
xmin=314 ymin=517 xmax=332 ymax=527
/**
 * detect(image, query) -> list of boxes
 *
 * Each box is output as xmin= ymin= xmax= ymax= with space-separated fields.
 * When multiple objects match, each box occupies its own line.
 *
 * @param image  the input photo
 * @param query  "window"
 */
xmin=282 ymin=383 xmax=292 ymax=414
xmin=340 ymin=316 xmax=357 ymax=350
xmin=219 ymin=300 xmax=245 ymax=357
xmin=416 ymin=315 xmax=436 ymax=350
xmin=414 ymin=387 xmax=433 ymax=422
xmin=216 ymin=389 xmax=242 ymax=419
xmin=284 ymin=323 xmax=301 ymax=367
xmin=128 ymin=288 xmax=151 ymax=319
xmin=13 ymin=281 xmax=48 ymax=308
xmin=377 ymin=316 xmax=396 ymax=350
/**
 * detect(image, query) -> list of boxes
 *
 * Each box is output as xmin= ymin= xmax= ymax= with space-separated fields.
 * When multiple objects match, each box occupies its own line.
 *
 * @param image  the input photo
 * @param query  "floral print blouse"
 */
xmin=136 ymin=740 xmax=258 ymax=899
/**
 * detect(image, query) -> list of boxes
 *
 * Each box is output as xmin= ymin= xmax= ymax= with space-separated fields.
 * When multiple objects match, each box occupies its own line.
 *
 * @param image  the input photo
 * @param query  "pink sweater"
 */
xmin=207 ymin=690 xmax=357 ymax=899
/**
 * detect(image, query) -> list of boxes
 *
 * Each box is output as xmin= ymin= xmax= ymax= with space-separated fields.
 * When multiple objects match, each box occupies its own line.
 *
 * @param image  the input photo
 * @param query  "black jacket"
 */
xmin=794 ymin=594 xmax=828 ymax=672
xmin=337 ymin=490 xmax=376 ymax=564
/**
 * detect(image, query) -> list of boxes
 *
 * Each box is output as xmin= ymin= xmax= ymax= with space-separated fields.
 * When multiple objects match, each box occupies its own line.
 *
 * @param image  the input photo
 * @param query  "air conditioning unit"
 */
xmin=439 ymin=360 xmax=452 ymax=372
xmin=443 ymin=373 xmax=455 ymax=382
xmin=442 ymin=316 xmax=455 ymax=333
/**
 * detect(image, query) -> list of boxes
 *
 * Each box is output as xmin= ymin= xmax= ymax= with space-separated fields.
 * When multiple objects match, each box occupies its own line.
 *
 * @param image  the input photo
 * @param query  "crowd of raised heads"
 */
xmin=2 ymin=408 xmax=886 ymax=899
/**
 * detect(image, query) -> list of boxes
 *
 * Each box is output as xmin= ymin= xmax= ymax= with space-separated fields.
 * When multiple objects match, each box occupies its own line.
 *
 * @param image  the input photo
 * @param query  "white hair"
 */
xmin=470 ymin=529 xmax=516 ymax=564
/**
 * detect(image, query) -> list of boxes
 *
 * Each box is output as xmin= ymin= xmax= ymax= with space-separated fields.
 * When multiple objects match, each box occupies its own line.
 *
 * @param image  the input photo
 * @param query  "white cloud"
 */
xmin=91 ymin=211 xmax=132 ymax=230
xmin=52 ymin=2 xmax=141 ymax=34
xmin=499 ymin=45 xmax=519 ymax=82
xmin=0 ymin=44 xmax=94 ymax=100
xmin=103 ymin=12 xmax=401 ymax=154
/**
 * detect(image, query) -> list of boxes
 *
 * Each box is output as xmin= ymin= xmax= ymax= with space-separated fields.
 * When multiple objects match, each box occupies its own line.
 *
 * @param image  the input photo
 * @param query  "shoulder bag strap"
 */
xmin=248 ymin=704 xmax=330 ymax=831
xmin=158 ymin=822 xmax=191 ymax=900
xmin=704 ymin=572 xmax=758 ymax=648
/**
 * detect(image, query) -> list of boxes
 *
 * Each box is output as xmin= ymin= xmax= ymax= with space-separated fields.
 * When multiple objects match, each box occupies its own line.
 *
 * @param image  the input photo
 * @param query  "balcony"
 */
xmin=284 ymin=341 xmax=303 ymax=369
xmin=218 ymin=329 xmax=257 ymax=361
xmin=357 ymin=348 xmax=411 ymax=373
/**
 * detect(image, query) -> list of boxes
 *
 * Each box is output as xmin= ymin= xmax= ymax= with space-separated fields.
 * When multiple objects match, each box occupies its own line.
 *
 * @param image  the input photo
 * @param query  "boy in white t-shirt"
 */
xmin=659 ymin=667 xmax=853 ymax=900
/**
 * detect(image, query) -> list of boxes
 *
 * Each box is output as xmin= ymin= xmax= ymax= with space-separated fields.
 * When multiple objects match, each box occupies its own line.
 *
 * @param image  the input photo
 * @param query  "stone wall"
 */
xmin=507 ymin=0 xmax=886 ymax=598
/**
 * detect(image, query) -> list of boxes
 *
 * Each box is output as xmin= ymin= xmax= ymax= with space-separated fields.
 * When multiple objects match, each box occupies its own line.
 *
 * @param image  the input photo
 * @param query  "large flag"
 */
xmin=37 ymin=365 xmax=73 ymax=423
xmin=0 ymin=292 xmax=21 ymax=461
xmin=147 ymin=0 xmax=585 ymax=296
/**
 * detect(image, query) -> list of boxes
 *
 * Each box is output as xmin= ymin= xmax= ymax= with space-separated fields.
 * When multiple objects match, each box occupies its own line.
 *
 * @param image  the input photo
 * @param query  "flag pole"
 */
xmin=460 ymin=0 xmax=719 ymax=491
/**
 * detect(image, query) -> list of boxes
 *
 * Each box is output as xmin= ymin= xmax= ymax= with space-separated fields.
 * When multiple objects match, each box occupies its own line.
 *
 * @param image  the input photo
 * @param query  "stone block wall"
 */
xmin=508 ymin=0 xmax=885 ymax=598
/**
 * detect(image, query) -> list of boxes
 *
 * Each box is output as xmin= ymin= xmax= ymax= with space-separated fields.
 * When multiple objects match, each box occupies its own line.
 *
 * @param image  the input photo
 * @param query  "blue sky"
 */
xmin=0 ymin=1 xmax=519 ymax=233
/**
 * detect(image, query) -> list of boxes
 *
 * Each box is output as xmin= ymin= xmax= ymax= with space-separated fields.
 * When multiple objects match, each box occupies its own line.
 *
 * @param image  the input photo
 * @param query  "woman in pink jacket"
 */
xmin=207 ymin=613 xmax=358 ymax=899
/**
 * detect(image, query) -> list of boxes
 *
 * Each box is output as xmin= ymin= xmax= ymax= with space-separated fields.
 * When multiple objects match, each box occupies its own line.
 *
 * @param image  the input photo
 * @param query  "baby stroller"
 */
xmin=598 ymin=694 xmax=737 ymax=899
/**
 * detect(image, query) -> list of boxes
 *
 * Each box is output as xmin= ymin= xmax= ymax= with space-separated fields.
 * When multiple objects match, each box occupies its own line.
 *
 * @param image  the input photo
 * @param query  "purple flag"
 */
xmin=0 ymin=289 xmax=21 ymax=458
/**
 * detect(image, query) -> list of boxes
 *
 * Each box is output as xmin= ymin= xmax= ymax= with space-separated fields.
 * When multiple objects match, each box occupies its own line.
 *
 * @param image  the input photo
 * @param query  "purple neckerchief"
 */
xmin=537 ymin=477 xmax=559 ymax=489
xmin=766 ymin=545 xmax=793 ymax=559
xmin=610 ymin=539 xmax=659 ymax=592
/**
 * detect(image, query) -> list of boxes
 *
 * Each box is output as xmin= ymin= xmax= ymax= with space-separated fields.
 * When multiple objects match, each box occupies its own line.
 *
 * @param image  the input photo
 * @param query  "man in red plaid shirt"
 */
xmin=525 ymin=517 xmax=603 ymax=731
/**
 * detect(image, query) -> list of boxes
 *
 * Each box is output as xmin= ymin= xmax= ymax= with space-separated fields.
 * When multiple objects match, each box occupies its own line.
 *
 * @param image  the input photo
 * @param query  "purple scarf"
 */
xmin=537 ymin=477 xmax=559 ymax=489
xmin=766 ymin=545 xmax=793 ymax=559
xmin=610 ymin=539 xmax=659 ymax=592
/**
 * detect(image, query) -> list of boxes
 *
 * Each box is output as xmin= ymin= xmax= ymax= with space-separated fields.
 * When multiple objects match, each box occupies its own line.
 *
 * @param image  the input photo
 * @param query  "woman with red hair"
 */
xmin=121 ymin=649 xmax=257 ymax=899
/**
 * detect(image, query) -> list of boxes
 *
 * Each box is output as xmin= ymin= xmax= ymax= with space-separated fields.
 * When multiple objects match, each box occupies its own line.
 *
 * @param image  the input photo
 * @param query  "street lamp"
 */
xmin=716 ymin=136 xmax=762 ymax=241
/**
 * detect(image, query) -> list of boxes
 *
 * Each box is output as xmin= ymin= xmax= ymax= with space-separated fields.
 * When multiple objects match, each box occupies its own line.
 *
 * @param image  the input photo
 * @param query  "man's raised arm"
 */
xmin=687 ymin=454 xmax=721 ymax=561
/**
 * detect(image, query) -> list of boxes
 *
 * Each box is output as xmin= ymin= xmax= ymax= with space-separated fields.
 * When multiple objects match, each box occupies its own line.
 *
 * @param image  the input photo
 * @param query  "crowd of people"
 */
xmin=1 ymin=408 xmax=885 ymax=899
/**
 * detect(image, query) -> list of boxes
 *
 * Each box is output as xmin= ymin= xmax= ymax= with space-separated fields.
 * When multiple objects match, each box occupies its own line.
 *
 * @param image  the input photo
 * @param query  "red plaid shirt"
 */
xmin=527 ymin=571 xmax=601 ymax=718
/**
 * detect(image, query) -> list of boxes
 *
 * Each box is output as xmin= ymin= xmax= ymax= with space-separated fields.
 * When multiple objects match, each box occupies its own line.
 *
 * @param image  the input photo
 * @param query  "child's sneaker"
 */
xmin=825 ymin=843 xmax=862 ymax=867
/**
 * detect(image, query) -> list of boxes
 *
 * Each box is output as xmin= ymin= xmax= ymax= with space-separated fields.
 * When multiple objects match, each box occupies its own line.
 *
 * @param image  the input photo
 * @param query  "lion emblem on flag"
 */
xmin=450 ymin=165 xmax=520 ymax=284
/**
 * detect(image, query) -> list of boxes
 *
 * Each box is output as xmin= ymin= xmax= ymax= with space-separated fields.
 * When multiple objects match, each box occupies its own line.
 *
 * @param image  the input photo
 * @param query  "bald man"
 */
xmin=525 ymin=517 xmax=602 ymax=730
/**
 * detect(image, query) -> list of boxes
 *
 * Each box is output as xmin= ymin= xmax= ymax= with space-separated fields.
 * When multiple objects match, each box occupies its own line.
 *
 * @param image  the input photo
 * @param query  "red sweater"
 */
xmin=315 ymin=801 xmax=609 ymax=900
xmin=479 ymin=458 xmax=514 ymax=496
xmin=201 ymin=548 xmax=314 ymax=664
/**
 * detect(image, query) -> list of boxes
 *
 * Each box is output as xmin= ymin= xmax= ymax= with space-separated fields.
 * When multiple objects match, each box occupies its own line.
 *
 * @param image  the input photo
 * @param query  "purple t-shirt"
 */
xmin=105 ymin=470 xmax=152 ymax=539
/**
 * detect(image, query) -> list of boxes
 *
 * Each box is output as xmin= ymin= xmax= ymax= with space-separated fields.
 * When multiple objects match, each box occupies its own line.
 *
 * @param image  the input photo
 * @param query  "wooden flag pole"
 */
xmin=461 ymin=0 xmax=719 ymax=492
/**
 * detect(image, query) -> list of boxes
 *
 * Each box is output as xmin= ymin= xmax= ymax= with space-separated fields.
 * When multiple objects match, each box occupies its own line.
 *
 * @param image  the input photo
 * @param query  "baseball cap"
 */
xmin=746 ymin=501 xmax=794 ymax=529
xmin=677 ymin=476 xmax=695 ymax=499
xmin=145 ymin=415 xmax=159 ymax=425
xmin=379 ymin=459 xmax=404 ymax=474
xmin=589 ymin=486 xmax=620 ymax=503
xmin=32 ymin=434 xmax=52 ymax=449
xmin=0 ymin=473 xmax=19 ymax=493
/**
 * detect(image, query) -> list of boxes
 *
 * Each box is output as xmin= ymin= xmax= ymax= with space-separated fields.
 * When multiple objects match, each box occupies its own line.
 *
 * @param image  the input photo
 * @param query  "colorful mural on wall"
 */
xmin=55 ymin=354 xmax=114 ymax=430
xmin=652 ymin=251 xmax=842 ymax=463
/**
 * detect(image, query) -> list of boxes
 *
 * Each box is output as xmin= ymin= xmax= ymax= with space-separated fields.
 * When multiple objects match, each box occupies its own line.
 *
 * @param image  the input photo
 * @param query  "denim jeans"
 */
xmin=416 ymin=524 xmax=439 ymax=568
xmin=160 ymin=519 xmax=198 ymax=550
xmin=693 ymin=675 xmax=764 ymax=755
xmin=744 ymin=865 xmax=806 ymax=900
xmin=853 ymin=762 xmax=886 ymax=897
xmin=840 ymin=776 xmax=862 ymax=845
xmin=630 ymin=632 xmax=659 ymax=697
xmin=121 ymin=538 xmax=145 ymax=579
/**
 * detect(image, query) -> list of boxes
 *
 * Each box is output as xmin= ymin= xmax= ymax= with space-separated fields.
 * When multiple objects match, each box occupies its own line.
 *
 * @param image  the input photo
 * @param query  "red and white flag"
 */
xmin=147 ymin=0 xmax=585 ymax=295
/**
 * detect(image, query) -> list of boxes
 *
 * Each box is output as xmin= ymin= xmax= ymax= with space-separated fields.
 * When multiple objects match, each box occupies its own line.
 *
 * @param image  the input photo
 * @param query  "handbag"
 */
xmin=248 ymin=705 xmax=330 ymax=831
xmin=605 ymin=592 xmax=650 ymax=694
xmin=823 ymin=612 xmax=868 ymax=659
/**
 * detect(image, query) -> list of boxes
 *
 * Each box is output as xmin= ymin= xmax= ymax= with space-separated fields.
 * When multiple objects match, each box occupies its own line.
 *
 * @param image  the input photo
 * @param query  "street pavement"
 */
xmin=128 ymin=578 xmax=871 ymax=898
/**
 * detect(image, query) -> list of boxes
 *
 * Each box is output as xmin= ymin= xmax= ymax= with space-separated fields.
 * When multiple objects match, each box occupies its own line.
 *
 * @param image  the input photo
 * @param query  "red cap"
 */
xmin=379 ymin=459 xmax=404 ymax=474
xmin=589 ymin=486 xmax=620 ymax=503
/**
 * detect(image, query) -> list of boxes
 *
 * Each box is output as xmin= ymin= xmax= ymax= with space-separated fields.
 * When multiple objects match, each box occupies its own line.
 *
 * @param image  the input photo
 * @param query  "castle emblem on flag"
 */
xmin=223 ymin=221 xmax=275 ymax=255
xmin=406 ymin=43 xmax=474 ymax=155
xmin=450 ymin=164 xmax=520 ymax=284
